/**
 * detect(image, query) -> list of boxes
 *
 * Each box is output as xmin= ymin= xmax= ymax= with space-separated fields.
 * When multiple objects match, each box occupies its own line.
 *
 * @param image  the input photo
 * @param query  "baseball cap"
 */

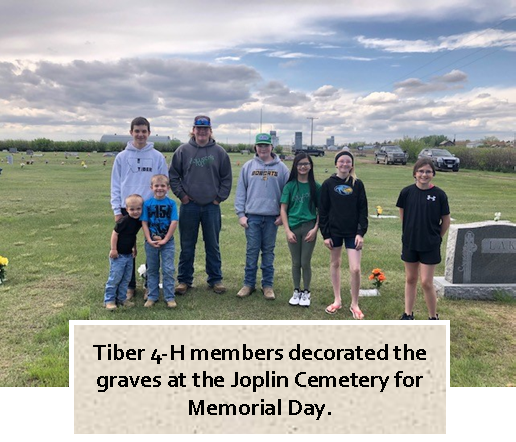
xmin=193 ymin=115 xmax=211 ymax=127
xmin=255 ymin=133 xmax=272 ymax=145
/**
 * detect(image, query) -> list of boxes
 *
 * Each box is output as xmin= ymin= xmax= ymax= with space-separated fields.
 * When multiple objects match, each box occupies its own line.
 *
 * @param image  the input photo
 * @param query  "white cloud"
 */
xmin=356 ymin=29 xmax=516 ymax=53
xmin=0 ymin=1 xmax=515 ymax=142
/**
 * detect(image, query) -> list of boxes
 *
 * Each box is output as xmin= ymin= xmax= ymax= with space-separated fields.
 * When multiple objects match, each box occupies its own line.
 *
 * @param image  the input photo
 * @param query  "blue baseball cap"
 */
xmin=193 ymin=115 xmax=211 ymax=127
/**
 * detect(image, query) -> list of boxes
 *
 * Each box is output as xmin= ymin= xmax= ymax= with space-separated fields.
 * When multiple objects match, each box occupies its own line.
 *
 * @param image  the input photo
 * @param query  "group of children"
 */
xmin=104 ymin=117 xmax=450 ymax=320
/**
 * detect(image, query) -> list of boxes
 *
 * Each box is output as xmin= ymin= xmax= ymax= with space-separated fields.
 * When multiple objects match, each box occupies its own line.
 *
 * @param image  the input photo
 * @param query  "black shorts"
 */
xmin=330 ymin=236 xmax=357 ymax=249
xmin=401 ymin=245 xmax=441 ymax=265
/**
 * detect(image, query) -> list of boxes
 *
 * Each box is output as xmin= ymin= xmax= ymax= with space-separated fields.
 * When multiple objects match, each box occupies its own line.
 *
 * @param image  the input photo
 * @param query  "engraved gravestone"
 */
xmin=446 ymin=222 xmax=516 ymax=284
xmin=434 ymin=221 xmax=516 ymax=299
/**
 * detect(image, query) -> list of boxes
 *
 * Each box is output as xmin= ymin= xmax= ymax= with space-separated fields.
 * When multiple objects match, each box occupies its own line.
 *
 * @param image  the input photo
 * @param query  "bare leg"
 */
xmin=420 ymin=264 xmax=438 ymax=318
xmin=347 ymin=248 xmax=362 ymax=309
xmin=329 ymin=247 xmax=342 ymax=306
xmin=404 ymin=261 xmax=419 ymax=314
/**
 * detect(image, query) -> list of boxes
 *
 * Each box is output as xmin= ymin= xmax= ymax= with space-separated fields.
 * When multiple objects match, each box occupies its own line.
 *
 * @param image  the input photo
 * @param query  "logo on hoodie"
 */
xmin=334 ymin=184 xmax=353 ymax=196
xmin=128 ymin=157 xmax=154 ymax=173
xmin=190 ymin=155 xmax=215 ymax=168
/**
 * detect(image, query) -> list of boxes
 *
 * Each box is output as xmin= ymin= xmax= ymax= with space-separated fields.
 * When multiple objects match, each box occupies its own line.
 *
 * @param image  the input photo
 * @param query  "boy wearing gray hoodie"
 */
xmin=234 ymin=133 xmax=290 ymax=300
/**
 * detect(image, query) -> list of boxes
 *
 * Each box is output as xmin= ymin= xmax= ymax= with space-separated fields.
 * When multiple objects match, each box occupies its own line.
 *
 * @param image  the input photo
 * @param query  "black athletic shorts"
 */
xmin=401 ymin=245 xmax=441 ymax=265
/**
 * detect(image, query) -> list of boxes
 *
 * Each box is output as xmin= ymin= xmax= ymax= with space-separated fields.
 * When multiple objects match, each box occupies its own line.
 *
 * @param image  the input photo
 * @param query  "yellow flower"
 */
xmin=0 ymin=256 xmax=8 ymax=266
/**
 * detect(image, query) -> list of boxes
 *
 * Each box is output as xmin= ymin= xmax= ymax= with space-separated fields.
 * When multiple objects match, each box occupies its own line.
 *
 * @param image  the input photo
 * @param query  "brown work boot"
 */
xmin=262 ymin=287 xmax=275 ymax=300
xmin=126 ymin=288 xmax=135 ymax=300
xmin=175 ymin=282 xmax=190 ymax=295
xmin=105 ymin=302 xmax=117 ymax=310
xmin=144 ymin=300 xmax=155 ymax=308
xmin=121 ymin=300 xmax=135 ymax=308
xmin=167 ymin=300 xmax=177 ymax=308
xmin=237 ymin=285 xmax=255 ymax=298
xmin=143 ymin=288 xmax=149 ymax=300
xmin=211 ymin=282 xmax=227 ymax=294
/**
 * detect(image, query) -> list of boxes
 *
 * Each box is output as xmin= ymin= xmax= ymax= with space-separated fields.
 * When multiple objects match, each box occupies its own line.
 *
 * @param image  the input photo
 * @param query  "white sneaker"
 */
xmin=299 ymin=290 xmax=311 ymax=307
xmin=289 ymin=289 xmax=301 ymax=306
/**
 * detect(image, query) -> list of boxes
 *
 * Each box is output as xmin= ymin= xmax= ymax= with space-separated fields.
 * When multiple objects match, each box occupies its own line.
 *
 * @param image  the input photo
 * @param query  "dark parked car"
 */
xmin=418 ymin=148 xmax=460 ymax=171
xmin=294 ymin=147 xmax=325 ymax=157
xmin=374 ymin=145 xmax=408 ymax=165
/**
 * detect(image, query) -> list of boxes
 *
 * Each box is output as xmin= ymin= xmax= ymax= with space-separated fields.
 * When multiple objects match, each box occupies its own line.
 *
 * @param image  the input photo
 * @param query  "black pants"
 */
xmin=120 ymin=208 xmax=136 ymax=290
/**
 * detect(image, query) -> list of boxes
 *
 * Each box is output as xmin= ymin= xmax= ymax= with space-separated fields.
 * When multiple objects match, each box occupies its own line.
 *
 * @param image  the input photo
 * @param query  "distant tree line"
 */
xmin=0 ymin=138 xmax=284 ymax=155
xmin=0 ymin=138 xmax=182 ymax=153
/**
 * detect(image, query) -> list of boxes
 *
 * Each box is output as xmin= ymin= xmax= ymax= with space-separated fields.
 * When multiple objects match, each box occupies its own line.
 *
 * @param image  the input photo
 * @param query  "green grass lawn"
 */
xmin=0 ymin=151 xmax=514 ymax=386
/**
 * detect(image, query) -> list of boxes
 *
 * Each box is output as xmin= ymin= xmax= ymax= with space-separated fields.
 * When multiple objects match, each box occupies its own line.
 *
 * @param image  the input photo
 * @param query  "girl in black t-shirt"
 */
xmin=396 ymin=159 xmax=450 ymax=320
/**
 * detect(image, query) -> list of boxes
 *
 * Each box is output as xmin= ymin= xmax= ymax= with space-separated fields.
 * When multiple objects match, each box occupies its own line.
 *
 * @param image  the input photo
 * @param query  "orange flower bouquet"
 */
xmin=369 ymin=268 xmax=386 ymax=289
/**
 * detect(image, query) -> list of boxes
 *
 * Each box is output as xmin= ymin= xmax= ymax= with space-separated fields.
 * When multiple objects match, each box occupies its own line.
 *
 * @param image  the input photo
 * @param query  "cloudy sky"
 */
xmin=1 ymin=0 xmax=516 ymax=145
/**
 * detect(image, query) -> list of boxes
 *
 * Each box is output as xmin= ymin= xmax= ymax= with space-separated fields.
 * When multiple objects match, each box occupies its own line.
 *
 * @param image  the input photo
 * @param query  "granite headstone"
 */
xmin=434 ymin=221 xmax=516 ymax=299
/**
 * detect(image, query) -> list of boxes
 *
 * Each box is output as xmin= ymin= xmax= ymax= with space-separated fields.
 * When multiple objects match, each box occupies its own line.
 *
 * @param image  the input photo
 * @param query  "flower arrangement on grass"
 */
xmin=0 ymin=255 xmax=9 ymax=284
xmin=369 ymin=268 xmax=386 ymax=289
xmin=494 ymin=212 xmax=501 ymax=222
xmin=376 ymin=206 xmax=383 ymax=217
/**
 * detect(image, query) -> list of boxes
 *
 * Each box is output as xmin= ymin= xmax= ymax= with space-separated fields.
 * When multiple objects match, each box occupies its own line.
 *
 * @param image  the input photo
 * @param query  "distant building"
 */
xmin=439 ymin=140 xmax=455 ymax=147
xmin=294 ymin=132 xmax=303 ymax=150
xmin=100 ymin=134 xmax=172 ymax=144
xmin=270 ymin=130 xmax=279 ymax=148
xmin=326 ymin=136 xmax=335 ymax=147
xmin=466 ymin=141 xmax=483 ymax=148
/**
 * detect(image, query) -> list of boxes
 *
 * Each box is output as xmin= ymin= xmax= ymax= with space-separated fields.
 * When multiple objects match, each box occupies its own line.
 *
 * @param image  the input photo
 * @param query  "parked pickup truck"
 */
xmin=374 ymin=145 xmax=408 ymax=165
xmin=294 ymin=148 xmax=325 ymax=157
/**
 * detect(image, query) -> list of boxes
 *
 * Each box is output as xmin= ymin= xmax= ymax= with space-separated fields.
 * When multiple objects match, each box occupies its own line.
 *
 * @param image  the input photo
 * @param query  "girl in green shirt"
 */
xmin=280 ymin=153 xmax=321 ymax=307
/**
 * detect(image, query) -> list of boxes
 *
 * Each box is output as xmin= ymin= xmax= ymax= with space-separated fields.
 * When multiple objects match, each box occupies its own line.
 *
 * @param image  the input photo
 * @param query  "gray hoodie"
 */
xmin=235 ymin=154 xmax=290 ymax=218
xmin=169 ymin=137 xmax=232 ymax=206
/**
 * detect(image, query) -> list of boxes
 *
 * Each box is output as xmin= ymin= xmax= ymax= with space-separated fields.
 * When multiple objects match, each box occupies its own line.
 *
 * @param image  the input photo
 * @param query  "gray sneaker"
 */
xmin=299 ymin=290 xmax=311 ymax=307
xmin=289 ymin=289 xmax=301 ymax=306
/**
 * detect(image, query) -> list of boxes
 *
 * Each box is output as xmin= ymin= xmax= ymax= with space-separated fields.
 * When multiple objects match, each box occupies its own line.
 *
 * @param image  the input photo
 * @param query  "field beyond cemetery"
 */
xmin=0 ymin=151 xmax=514 ymax=387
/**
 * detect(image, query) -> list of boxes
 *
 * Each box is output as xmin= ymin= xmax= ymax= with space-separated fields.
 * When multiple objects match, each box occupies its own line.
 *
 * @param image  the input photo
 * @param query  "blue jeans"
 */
xmin=145 ymin=239 xmax=175 ymax=302
xmin=104 ymin=254 xmax=133 ymax=304
xmin=178 ymin=202 xmax=222 ymax=286
xmin=244 ymin=215 xmax=278 ymax=288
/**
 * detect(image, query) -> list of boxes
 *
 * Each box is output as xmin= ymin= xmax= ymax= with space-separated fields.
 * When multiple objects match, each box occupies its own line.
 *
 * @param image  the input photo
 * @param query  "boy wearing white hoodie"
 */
xmin=110 ymin=117 xmax=169 ymax=298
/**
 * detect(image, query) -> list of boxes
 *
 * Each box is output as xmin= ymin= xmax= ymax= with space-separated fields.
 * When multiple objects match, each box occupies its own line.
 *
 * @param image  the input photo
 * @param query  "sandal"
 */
xmin=325 ymin=303 xmax=342 ymax=314
xmin=350 ymin=306 xmax=364 ymax=320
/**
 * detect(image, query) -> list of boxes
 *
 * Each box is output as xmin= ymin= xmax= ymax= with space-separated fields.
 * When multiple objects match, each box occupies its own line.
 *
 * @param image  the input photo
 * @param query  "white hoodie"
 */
xmin=110 ymin=142 xmax=168 ymax=216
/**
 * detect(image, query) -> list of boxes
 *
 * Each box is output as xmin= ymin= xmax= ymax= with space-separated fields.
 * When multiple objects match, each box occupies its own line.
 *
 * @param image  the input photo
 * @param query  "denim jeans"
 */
xmin=178 ymin=202 xmax=222 ymax=286
xmin=104 ymin=254 xmax=133 ymax=304
xmin=145 ymin=239 xmax=175 ymax=302
xmin=244 ymin=215 xmax=278 ymax=288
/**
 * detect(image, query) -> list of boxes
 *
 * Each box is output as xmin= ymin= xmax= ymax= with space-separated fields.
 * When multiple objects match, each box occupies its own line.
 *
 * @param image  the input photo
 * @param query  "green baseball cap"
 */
xmin=255 ymin=133 xmax=272 ymax=145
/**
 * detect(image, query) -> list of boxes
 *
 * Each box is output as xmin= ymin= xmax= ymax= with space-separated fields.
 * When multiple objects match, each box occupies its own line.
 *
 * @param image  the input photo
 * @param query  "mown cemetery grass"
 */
xmin=0 ymin=151 xmax=514 ymax=387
